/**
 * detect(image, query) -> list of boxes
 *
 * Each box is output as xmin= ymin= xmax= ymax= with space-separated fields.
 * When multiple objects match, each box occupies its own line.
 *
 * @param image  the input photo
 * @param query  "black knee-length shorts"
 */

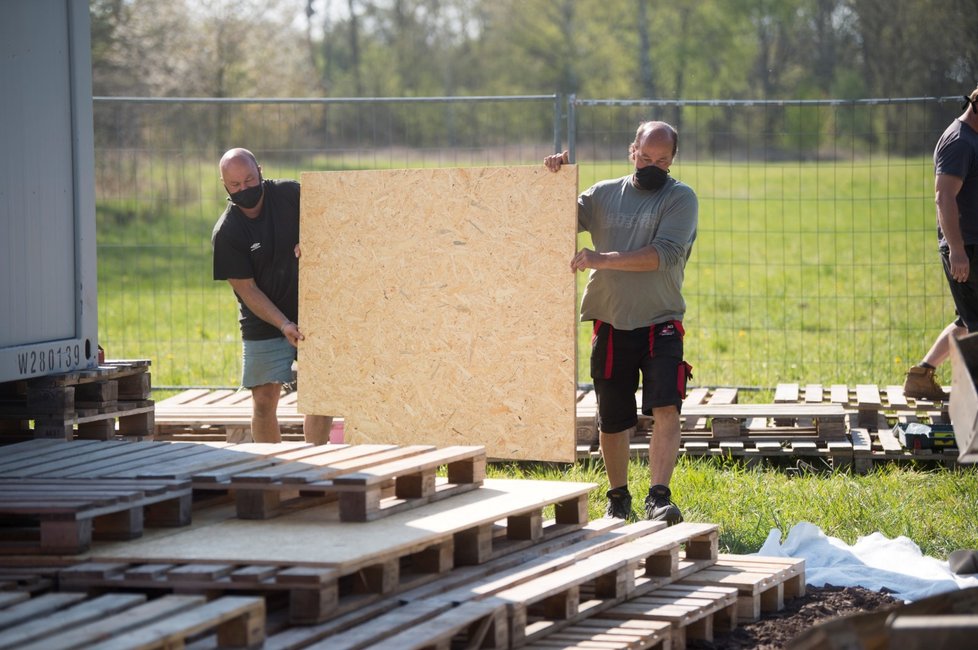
xmin=590 ymin=319 xmax=693 ymax=434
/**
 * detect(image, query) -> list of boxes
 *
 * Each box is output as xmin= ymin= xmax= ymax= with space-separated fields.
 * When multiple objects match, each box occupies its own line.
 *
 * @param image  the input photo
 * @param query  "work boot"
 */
xmin=604 ymin=487 xmax=634 ymax=520
xmin=644 ymin=484 xmax=683 ymax=526
xmin=903 ymin=365 xmax=949 ymax=401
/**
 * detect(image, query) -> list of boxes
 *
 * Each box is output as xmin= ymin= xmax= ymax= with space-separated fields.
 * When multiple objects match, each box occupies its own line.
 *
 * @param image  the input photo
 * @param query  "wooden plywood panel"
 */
xmin=89 ymin=478 xmax=594 ymax=567
xmin=298 ymin=167 xmax=578 ymax=462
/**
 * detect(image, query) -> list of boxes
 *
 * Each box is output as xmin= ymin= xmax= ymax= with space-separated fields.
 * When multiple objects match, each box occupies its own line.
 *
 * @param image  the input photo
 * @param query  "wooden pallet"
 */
xmin=262 ymin=520 xmax=717 ymax=649
xmin=0 ymin=591 xmax=264 ymax=650
xmin=522 ymin=617 xmax=673 ymax=650
xmin=319 ymin=598 xmax=510 ymax=650
xmin=153 ymin=388 xmax=344 ymax=443
xmin=230 ymin=444 xmax=486 ymax=522
xmin=0 ymin=477 xmax=192 ymax=555
xmin=602 ymin=583 xmax=738 ymax=650
xmin=576 ymin=387 xmax=740 ymax=447
xmin=849 ymin=427 xmax=960 ymax=473
xmin=678 ymin=553 xmax=806 ymax=621
xmin=674 ymin=434 xmax=854 ymax=470
xmin=774 ymin=383 xmax=950 ymax=431
xmin=0 ymin=360 xmax=154 ymax=441
xmin=65 ymin=478 xmax=592 ymax=624
xmin=260 ymin=519 xmax=632 ymax=649
xmin=0 ymin=439 xmax=490 ymax=524
xmin=493 ymin=523 xmax=719 ymax=647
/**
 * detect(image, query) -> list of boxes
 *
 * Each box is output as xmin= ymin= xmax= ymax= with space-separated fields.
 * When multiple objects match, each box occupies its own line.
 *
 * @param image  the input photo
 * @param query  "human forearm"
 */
xmin=227 ymin=279 xmax=291 ymax=331
xmin=571 ymin=245 xmax=661 ymax=272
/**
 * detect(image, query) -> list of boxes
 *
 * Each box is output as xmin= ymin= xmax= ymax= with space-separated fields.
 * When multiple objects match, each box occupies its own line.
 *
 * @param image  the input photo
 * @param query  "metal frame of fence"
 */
xmin=92 ymin=94 xmax=964 ymax=390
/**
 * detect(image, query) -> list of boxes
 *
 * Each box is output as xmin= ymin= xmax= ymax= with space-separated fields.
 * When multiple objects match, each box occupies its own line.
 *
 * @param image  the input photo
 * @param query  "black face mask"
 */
xmin=634 ymin=165 xmax=669 ymax=191
xmin=962 ymin=96 xmax=978 ymax=114
xmin=227 ymin=176 xmax=264 ymax=209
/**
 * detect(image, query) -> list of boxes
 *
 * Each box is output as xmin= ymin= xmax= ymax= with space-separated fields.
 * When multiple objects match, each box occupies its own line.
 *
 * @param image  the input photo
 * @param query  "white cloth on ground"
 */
xmin=755 ymin=521 xmax=978 ymax=602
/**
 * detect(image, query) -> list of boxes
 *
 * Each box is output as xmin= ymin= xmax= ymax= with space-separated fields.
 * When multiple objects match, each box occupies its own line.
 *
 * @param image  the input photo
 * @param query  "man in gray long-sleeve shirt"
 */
xmin=546 ymin=121 xmax=698 ymax=524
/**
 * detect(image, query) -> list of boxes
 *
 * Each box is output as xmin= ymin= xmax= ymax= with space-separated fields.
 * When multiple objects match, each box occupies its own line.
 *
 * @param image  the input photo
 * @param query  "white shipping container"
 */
xmin=0 ymin=0 xmax=98 ymax=382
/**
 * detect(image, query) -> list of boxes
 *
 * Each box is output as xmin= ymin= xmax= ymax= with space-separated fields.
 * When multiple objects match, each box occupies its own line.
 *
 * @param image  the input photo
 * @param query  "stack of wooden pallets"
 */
xmin=0 ymin=438 xmax=807 ymax=649
xmin=0 ymin=360 xmax=154 ymax=443
xmin=577 ymin=383 xmax=961 ymax=472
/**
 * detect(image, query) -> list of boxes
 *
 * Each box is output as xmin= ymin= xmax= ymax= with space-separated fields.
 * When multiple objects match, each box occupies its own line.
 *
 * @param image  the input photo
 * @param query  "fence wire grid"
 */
xmin=93 ymin=95 xmax=962 ymax=390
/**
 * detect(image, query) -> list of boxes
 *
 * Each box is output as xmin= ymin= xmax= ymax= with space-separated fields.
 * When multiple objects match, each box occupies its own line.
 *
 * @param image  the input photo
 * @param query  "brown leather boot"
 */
xmin=902 ymin=365 xmax=949 ymax=401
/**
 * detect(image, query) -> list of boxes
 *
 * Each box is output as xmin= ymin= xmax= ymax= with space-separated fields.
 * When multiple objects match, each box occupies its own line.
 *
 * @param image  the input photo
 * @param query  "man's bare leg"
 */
xmin=921 ymin=322 xmax=967 ymax=367
xmin=250 ymin=382 xmax=282 ymax=443
xmin=303 ymin=414 xmax=333 ymax=445
xmin=649 ymin=406 xmax=681 ymax=486
xmin=600 ymin=427 xmax=634 ymax=489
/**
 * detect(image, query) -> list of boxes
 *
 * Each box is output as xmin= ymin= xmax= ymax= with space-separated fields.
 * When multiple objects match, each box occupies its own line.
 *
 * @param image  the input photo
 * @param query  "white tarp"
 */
xmin=756 ymin=521 xmax=978 ymax=602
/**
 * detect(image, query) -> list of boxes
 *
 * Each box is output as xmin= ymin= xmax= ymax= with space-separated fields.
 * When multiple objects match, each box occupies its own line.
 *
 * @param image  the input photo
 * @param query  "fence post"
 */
xmin=567 ymin=93 xmax=576 ymax=163
xmin=552 ymin=94 xmax=562 ymax=155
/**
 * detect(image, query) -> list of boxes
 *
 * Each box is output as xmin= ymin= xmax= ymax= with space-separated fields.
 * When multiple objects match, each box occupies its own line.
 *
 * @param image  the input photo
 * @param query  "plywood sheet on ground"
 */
xmin=87 ymin=478 xmax=594 ymax=568
xmin=298 ymin=167 xmax=579 ymax=462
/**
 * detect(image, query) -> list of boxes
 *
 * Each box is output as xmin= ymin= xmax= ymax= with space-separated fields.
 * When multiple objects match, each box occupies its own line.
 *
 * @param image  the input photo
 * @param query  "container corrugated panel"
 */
xmin=0 ymin=0 xmax=98 ymax=382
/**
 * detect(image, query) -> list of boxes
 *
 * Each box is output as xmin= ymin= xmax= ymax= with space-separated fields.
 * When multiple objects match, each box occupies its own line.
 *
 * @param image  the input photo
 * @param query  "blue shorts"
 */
xmin=241 ymin=336 xmax=296 ymax=388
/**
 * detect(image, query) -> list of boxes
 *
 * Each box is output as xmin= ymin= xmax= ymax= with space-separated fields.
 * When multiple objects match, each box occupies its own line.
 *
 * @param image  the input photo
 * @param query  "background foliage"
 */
xmin=90 ymin=0 xmax=977 ymax=103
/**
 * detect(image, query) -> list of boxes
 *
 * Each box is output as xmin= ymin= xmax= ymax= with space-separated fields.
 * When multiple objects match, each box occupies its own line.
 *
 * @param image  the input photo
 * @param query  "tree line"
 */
xmin=90 ymin=0 xmax=977 ymax=102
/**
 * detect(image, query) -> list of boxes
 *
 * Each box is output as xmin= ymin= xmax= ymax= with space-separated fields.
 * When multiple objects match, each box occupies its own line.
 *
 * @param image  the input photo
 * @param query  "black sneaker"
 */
xmin=604 ymin=487 xmax=634 ymax=520
xmin=644 ymin=484 xmax=683 ymax=525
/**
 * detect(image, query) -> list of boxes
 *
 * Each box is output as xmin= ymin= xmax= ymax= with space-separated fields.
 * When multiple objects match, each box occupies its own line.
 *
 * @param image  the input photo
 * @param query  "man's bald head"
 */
xmin=220 ymin=148 xmax=260 ymax=178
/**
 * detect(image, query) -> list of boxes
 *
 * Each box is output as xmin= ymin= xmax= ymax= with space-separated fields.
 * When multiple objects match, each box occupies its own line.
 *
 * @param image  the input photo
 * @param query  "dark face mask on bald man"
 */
xmin=634 ymin=165 xmax=669 ymax=191
xmin=227 ymin=176 xmax=264 ymax=209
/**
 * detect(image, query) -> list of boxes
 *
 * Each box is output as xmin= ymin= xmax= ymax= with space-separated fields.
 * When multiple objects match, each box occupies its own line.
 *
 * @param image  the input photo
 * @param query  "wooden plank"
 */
xmin=228 ymin=444 xmax=402 ymax=484
xmin=16 ymin=595 xmax=204 ymax=650
xmin=0 ymin=593 xmax=148 ymax=649
xmin=534 ymin=618 xmax=672 ymax=650
xmin=884 ymin=385 xmax=910 ymax=410
xmin=682 ymin=404 xmax=845 ymax=418
xmin=326 ymin=599 xmax=508 ymax=650
xmin=875 ymin=426 xmax=904 ymax=453
xmin=830 ymin=384 xmax=850 ymax=404
xmin=855 ymin=384 xmax=883 ymax=429
xmin=84 ymin=595 xmax=265 ymax=650
xmin=774 ymin=384 xmax=799 ymax=403
xmin=297 ymin=166 xmax=579 ymax=463
xmin=707 ymin=388 xmax=739 ymax=405
xmin=0 ymin=592 xmax=87 ymax=631
xmin=887 ymin=614 xmax=978 ymax=650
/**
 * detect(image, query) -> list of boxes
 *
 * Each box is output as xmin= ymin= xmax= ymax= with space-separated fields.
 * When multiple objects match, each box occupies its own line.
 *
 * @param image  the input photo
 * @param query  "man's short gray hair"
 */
xmin=634 ymin=121 xmax=678 ymax=157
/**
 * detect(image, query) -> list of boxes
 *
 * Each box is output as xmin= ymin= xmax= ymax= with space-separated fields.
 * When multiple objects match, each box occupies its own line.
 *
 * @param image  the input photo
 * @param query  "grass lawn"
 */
xmin=490 ymin=455 xmax=978 ymax=559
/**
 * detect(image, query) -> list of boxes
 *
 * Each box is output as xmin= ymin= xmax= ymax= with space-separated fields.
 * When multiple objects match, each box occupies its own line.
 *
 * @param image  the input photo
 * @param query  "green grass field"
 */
xmin=96 ymin=154 xmax=953 ymax=389
xmin=490 ymin=456 xmax=978 ymax=558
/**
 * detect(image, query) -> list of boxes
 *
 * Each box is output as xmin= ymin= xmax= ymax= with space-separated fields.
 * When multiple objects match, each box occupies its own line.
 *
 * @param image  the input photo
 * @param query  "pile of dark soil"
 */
xmin=689 ymin=585 xmax=901 ymax=650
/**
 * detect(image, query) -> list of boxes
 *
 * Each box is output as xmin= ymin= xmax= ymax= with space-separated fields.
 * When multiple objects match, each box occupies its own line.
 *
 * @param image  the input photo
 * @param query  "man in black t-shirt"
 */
xmin=903 ymin=87 xmax=978 ymax=401
xmin=212 ymin=148 xmax=331 ymax=443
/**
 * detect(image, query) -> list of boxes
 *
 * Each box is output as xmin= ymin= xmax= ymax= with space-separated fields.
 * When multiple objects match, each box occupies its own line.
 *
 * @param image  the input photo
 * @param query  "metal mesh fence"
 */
xmin=93 ymin=95 xmax=962 ymax=389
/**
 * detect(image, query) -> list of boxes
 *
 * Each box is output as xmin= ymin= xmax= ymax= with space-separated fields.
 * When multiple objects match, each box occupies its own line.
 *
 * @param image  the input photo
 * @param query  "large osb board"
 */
xmin=298 ymin=166 xmax=578 ymax=462
xmin=88 ymin=478 xmax=595 ymax=567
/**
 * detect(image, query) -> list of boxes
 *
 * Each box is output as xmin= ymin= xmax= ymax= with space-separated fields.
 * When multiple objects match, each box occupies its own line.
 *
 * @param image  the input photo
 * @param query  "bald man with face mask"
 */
xmin=546 ymin=121 xmax=699 ymax=524
xmin=212 ymin=148 xmax=332 ymax=444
